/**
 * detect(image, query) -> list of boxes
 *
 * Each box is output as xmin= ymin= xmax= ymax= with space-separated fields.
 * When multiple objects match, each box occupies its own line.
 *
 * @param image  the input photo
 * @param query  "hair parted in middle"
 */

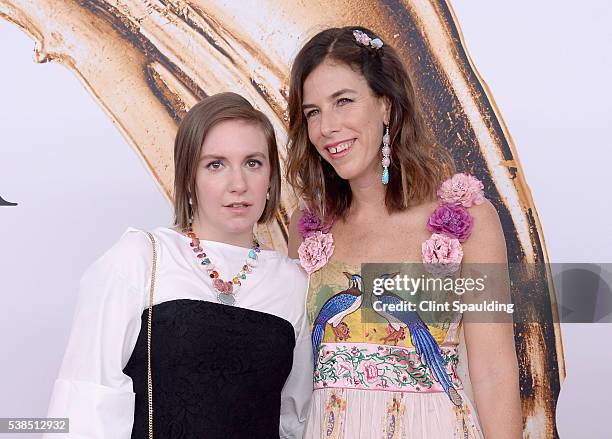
xmin=173 ymin=92 xmax=281 ymax=231
xmin=285 ymin=26 xmax=455 ymax=220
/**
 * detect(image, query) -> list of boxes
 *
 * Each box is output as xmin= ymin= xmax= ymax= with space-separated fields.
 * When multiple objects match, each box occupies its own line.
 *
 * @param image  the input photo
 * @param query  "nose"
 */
xmin=319 ymin=109 xmax=340 ymax=138
xmin=228 ymin=167 xmax=248 ymax=194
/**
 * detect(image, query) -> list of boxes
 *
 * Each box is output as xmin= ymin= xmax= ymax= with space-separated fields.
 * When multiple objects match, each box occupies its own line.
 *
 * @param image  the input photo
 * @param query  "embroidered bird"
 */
xmin=311 ymin=272 xmax=363 ymax=367
xmin=371 ymin=273 xmax=463 ymax=406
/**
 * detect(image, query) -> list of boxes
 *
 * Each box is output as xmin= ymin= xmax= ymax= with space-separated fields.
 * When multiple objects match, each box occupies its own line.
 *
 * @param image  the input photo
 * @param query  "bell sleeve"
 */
xmin=44 ymin=229 xmax=151 ymax=438
xmin=279 ymin=264 xmax=313 ymax=439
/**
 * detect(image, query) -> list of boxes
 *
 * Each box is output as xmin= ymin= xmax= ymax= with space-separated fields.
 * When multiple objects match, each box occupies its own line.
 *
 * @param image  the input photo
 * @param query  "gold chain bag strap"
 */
xmin=144 ymin=231 xmax=157 ymax=439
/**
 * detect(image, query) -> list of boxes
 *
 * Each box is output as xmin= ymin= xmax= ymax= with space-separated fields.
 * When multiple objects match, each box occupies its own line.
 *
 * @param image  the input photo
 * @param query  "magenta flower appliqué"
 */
xmin=427 ymin=203 xmax=474 ymax=242
xmin=298 ymin=207 xmax=333 ymax=239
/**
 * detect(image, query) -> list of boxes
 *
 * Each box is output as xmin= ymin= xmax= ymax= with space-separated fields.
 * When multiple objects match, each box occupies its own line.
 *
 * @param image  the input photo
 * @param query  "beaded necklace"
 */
xmin=186 ymin=229 xmax=260 ymax=306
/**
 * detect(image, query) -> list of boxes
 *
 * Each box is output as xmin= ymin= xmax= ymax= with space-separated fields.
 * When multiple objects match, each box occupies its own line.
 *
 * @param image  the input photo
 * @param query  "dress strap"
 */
xmin=421 ymin=173 xmax=486 ymax=276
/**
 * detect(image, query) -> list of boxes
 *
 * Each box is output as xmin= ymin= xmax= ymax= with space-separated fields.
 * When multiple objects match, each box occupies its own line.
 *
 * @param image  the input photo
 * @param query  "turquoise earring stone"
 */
xmin=382 ymin=167 xmax=389 ymax=185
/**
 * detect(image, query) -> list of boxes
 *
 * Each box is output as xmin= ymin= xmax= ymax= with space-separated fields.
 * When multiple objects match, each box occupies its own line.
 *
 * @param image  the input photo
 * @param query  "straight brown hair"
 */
xmin=285 ymin=26 xmax=454 ymax=220
xmin=173 ymin=92 xmax=281 ymax=230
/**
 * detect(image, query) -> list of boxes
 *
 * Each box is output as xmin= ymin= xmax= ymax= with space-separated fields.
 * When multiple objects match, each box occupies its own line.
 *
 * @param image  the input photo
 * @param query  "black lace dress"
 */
xmin=124 ymin=299 xmax=296 ymax=438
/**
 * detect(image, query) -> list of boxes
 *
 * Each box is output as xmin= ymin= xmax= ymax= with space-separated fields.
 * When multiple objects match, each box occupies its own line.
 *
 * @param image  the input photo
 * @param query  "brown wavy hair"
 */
xmin=173 ymin=92 xmax=281 ymax=231
xmin=285 ymin=26 xmax=454 ymax=219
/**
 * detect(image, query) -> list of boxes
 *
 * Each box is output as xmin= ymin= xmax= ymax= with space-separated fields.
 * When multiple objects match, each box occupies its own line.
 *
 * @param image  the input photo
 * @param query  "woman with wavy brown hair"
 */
xmin=286 ymin=27 xmax=521 ymax=438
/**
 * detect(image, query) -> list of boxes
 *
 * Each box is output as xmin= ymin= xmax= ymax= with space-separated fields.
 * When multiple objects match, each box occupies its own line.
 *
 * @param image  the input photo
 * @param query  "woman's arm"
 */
xmin=279 ymin=262 xmax=312 ymax=438
xmin=44 ymin=230 xmax=150 ymax=439
xmin=279 ymin=307 xmax=313 ymax=438
xmin=461 ymin=200 xmax=522 ymax=438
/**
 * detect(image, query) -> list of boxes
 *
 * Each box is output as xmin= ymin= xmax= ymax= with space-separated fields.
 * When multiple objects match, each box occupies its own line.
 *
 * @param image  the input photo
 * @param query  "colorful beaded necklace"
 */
xmin=186 ymin=229 xmax=260 ymax=306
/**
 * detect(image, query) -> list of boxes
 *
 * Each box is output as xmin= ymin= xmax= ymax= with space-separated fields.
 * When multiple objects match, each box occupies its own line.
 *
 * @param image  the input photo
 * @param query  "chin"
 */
xmin=331 ymin=164 xmax=365 ymax=182
xmin=328 ymin=163 xmax=350 ymax=179
xmin=225 ymin=215 xmax=261 ymax=231
xmin=224 ymin=220 xmax=256 ymax=233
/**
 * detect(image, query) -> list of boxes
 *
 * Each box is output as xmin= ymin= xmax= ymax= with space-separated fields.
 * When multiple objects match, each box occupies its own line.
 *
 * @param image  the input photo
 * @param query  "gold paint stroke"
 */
xmin=0 ymin=0 xmax=562 ymax=436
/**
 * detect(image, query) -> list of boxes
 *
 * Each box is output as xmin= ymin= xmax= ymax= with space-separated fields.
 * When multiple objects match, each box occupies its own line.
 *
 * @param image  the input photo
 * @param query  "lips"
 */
xmin=325 ymin=139 xmax=355 ymax=159
xmin=224 ymin=202 xmax=251 ymax=209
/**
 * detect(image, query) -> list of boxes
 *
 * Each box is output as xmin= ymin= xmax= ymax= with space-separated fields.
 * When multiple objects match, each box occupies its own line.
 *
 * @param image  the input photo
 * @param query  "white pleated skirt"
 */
xmin=303 ymin=387 xmax=484 ymax=439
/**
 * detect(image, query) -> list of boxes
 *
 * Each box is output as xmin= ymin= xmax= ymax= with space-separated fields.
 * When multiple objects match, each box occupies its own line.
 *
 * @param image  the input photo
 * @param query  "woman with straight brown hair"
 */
xmin=46 ymin=92 xmax=312 ymax=438
xmin=286 ymin=27 xmax=521 ymax=438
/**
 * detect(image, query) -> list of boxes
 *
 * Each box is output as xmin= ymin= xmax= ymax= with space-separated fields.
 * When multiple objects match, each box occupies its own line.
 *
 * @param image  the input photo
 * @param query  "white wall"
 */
xmin=451 ymin=1 xmax=612 ymax=438
xmin=0 ymin=20 xmax=172 ymax=438
xmin=1 ymin=1 xmax=611 ymax=437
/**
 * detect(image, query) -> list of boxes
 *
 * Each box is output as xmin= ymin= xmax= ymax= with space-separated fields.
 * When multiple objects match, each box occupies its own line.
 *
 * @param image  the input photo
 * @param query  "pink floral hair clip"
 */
xmin=353 ymin=30 xmax=384 ymax=50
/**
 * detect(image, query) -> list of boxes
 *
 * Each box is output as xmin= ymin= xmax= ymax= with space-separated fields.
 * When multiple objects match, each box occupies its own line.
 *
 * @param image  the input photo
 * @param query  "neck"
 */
xmin=189 ymin=220 xmax=255 ymax=249
xmin=346 ymin=168 xmax=387 ymax=221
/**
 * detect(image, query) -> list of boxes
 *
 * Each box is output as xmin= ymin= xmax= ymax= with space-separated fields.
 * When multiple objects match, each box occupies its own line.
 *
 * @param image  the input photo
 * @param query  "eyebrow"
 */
xmin=302 ymin=88 xmax=357 ymax=110
xmin=199 ymin=152 xmax=268 ymax=162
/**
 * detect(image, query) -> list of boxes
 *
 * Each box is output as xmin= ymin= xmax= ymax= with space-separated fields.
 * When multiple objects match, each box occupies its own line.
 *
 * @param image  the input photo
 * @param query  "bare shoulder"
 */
xmin=469 ymin=198 xmax=503 ymax=228
xmin=287 ymin=207 xmax=304 ymax=259
xmin=462 ymin=199 xmax=507 ymax=263
xmin=468 ymin=199 xmax=504 ymax=237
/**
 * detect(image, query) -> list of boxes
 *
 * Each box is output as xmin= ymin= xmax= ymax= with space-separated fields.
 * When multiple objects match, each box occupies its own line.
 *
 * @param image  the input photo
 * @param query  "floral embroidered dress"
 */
xmin=299 ymin=174 xmax=486 ymax=439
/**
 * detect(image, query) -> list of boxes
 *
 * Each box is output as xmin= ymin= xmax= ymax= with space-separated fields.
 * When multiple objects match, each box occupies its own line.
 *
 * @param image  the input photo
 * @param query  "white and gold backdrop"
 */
xmin=1 ymin=1 xmax=611 ymax=438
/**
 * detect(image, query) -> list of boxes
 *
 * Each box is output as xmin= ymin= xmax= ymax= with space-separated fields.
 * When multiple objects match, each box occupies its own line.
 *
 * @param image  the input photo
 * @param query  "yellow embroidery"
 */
xmin=319 ymin=307 xmax=448 ymax=347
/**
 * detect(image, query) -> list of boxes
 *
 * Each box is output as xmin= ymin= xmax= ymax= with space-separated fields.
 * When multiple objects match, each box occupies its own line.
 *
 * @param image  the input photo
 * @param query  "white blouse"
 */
xmin=45 ymin=227 xmax=312 ymax=438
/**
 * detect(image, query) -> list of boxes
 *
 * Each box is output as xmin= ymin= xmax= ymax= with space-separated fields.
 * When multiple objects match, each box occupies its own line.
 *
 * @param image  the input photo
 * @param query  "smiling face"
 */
xmin=302 ymin=59 xmax=390 ymax=184
xmin=193 ymin=119 xmax=270 ymax=245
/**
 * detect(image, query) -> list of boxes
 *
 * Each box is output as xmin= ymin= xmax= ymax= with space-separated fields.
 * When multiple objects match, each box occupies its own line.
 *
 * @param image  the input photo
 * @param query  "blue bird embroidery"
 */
xmin=372 ymin=274 xmax=463 ymax=406
xmin=311 ymin=272 xmax=363 ymax=367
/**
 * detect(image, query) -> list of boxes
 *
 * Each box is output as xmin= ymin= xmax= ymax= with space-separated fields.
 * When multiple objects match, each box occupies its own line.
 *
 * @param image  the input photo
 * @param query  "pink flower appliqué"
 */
xmin=298 ymin=231 xmax=334 ymax=274
xmin=421 ymin=233 xmax=463 ymax=276
xmin=437 ymin=173 xmax=485 ymax=208
xmin=427 ymin=203 xmax=474 ymax=242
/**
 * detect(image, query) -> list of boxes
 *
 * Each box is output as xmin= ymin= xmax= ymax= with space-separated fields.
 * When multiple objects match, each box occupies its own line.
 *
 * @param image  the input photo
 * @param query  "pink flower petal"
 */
xmin=421 ymin=233 xmax=463 ymax=276
xmin=437 ymin=173 xmax=485 ymax=208
xmin=298 ymin=231 xmax=335 ymax=274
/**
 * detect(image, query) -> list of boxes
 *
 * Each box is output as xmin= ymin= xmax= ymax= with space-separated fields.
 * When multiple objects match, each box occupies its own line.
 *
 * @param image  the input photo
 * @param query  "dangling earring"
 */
xmin=381 ymin=124 xmax=391 ymax=185
xmin=188 ymin=196 xmax=194 ymax=231
xmin=266 ymin=190 xmax=270 ymax=201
